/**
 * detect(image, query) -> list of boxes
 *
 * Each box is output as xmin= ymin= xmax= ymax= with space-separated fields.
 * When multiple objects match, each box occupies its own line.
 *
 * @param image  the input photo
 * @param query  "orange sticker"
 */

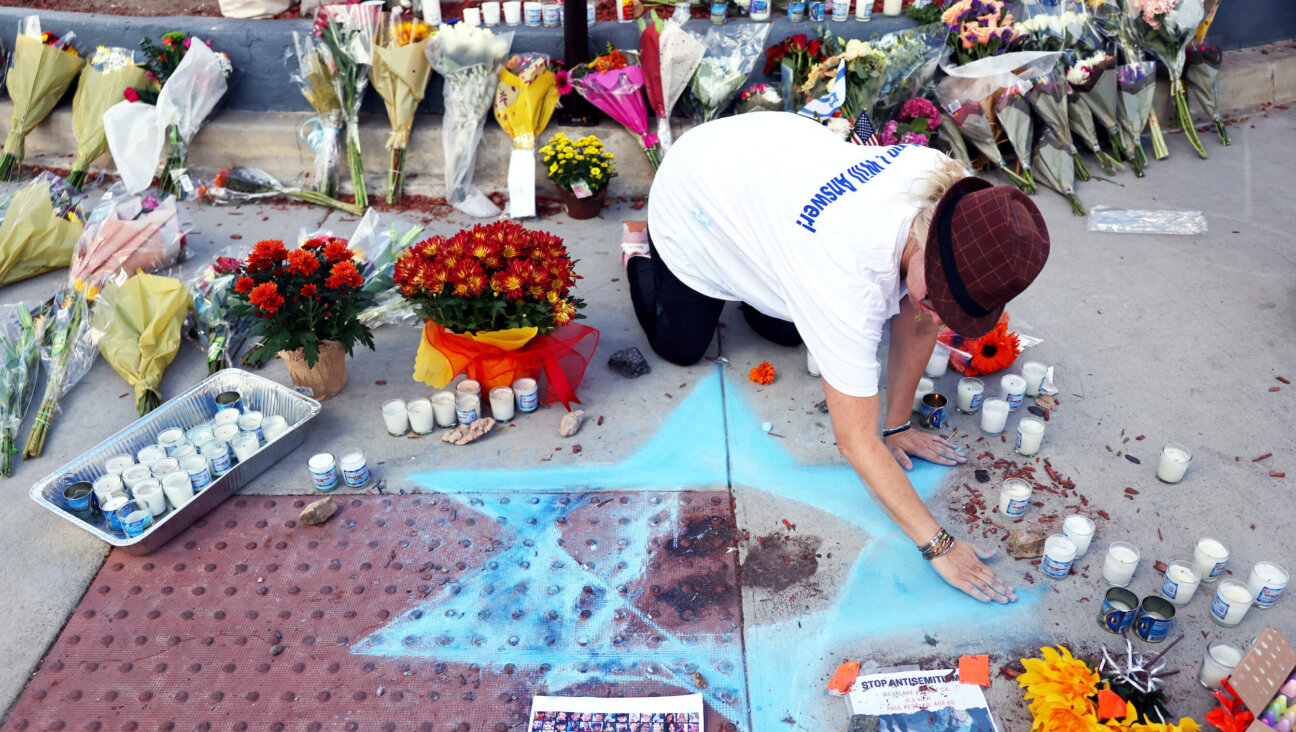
xmin=827 ymin=661 xmax=861 ymax=695
xmin=958 ymin=654 xmax=990 ymax=686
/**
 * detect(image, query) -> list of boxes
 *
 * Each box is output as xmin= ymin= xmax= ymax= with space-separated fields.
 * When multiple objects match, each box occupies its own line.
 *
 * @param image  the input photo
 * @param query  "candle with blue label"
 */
xmin=808 ymin=0 xmax=824 ymax=20
xmin=710 ymin=0 xmax=727 ymax=23
xmin=788 ymin=0 xmax=806 ymax=20
xmin=1247 ymin=561 xmax=1289 ymax=609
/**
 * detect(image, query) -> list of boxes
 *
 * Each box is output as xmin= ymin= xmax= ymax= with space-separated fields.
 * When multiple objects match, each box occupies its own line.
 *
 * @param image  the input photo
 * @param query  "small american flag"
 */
xmin=849 ymin=110 xmax=880 ymax=146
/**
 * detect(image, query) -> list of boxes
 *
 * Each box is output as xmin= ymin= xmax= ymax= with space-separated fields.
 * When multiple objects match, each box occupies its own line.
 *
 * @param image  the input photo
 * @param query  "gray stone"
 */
xmin=608 ymin=347 xmax=651 ymax=378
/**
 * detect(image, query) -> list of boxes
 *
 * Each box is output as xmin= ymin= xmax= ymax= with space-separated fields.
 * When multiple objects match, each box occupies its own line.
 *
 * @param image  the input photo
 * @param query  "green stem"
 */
xmin=1072 ymin=151 xmax=1091 ymax=182
xmin=1174 ymin=83 xmax=1208 ymax=159
xmin=347 ymin=135 xmax=368 ymax=210
xmin=1107 ymin=129 xmax=1127 ymax=165
xmin=1000 ymin=165 xmax=1032 ymax=193
xmin=1095 ymin=149 xmax=1124 ymax=174
xmin=1068 ymin=194 xmax=1086 ymax=217
xmin=1214 ymin=118 xmax=1231 ymax=146
xmin=0 ymin=153 xmax=18 ymax=182
xmin=1148 ymin=110 xmax=1170 ymax=160
xmin=285 ymin=189 xmax=364 ymax=216
xmin=387 ymin=147 xmax=406 ymax=205
xmin=67 ymin=168 xmax=87 ymax=192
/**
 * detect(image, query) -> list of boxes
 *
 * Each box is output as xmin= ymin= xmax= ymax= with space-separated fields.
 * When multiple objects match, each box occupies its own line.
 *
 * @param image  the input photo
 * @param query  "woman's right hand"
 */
xmin=930 ymin=541 xmax=1017 ymax=603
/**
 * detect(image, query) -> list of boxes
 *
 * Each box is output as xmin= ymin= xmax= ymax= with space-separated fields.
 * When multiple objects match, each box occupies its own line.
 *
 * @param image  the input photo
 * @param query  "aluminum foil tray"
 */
xmin=29 ymin=369 xmax=321 ymax=555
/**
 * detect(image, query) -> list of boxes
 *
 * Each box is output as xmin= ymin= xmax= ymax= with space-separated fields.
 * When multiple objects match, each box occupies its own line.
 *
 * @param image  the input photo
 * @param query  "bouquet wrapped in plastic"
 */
xmin=68 ymin=47 xmax=149 ymax=190
xmin=23 ymin=290 xmax=109 ymax=459
xmin=0 ymin=302 xmax=46 ymax=476
xmin=994 ymin=79 xmax=1036 ymax=193
xmin=348 ymin=209 xmax=425 ymax=328
xmin=427 ymin=23 xmax=514 ymax=217
xmin=870 ymin=23 xmax=946 ymax=126
xmin=494 ymin=53 xmax=559 ymax=219
xmin=0 ymin=18 xmax=84 ymax=181
xmin=186 ymin=250 xmax=253 ymax=374
xmin=736 ymin=83 xmax=783 ymax=113
xmin=1020 ymin=67 xmax=1088 ymax=181
xmin=689 ymin=24 xmax=771 ymax=123
xmin=638 ymin=11 xmax=705 ymax=153
xmin=0 ymin=173 xmax=84 ymax=288
xmin=289 ymin=32 xmax=346 ymax=197
xmin=195 ymin=167 xmax=363 ymax=215
xmin=764 ymin=33 xmax=829 ymax=113
xmin=1066 ymin=49 xmax=1125 ymax=165
xmin=1116 ymin=58 xmax=1158 ymax=176
xmin=1126 ymin=0 xmax=1208 ymax=158
xmin=1033 ymin=128 xmax=1085 ymax=216
xmin=315 ymin=1 xmax=384 ymax=207
xmin=94 ymin=273 xmax=191 ymax=416
xmin=935 ymin=67 xmax=1036 ymax=191
xmin=1067 ymin=83 xmax=1121 ymax=175
xmin=569 ymin=47 xmax=660 ymax=170
xmin=1185 ymin=43 xmax=1228 ymax=145
xmin=371 ymin=14 xmax=435 ymax=204
xmin=800 ymin=35 xmax=887 ymax=123
xmin=69 ymin=183 xmax=187 ymax=299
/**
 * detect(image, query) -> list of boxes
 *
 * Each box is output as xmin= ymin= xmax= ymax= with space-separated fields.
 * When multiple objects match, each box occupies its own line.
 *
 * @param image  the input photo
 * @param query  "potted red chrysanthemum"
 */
xmin=231 ymin=237 xmax=376 ymax=400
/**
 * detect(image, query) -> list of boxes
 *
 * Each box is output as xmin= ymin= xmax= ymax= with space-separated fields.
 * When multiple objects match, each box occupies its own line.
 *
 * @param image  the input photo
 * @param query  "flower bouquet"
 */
xmin=936 ymin=114 xmax=972 ymax=164
xmin=1021 ymin=68 xmax=1089 ymax=181
xmin=23 ymin=290 xmax=110 ymax=459
xmin=941 ymin=0 xmax=1024 ymax=67
xmin=939 ymin=317 xmax=1021 ymax=376
xmin=0 ymin=173 xmax=84 ymax=288
xmin=0 ymin=18 xmax=84 ymax=181
xmin=371 ymin=14 xmax=436 ymax=204
xmin=230 ymin=238 xmax=377 ymax=400
xmin=994 ymin=80 xmax=1036 ymax=192
xmin=93 ymin=273 xmax=191 ymax=416
xmin=736 ymin=83 xmax=783 ymax=113
xmin=1185 ymin=42 xmax=1228 ymax=145
xmin=69 ymin=183 xmax=186 ymax=299
xmin=764 ymin=33 xmax=827 ymax=113
xmin=494 ymin=53 xmax=559 ymax=219
xmin=1067 ymin=82 xmax=1122 ymax=175
xmin=1126 ymin=0 xmax=1208 ymax=158
xmin=870 ymin=23 xmax=947 ymax=128
xmin=348 ymin=209 xmax=425 ymax=329
xmin=195 ymin=167 xmax=363 ymax=215
xmin=802 ymin=35 xmax=887 ymax=123
xmin=539 ymin=133 xmax=616 ymax=219
xmin=396 ymin=221 xmax=599 ymax=408
xmin=186 ymin=251 xmax=254 ymax=374
xmin=315 ymin=1 xmax=384 ymax=208
xmin=689 ymin=24 xmax=771 ymax=123
xmin=0 ymin=303 xmax=47 ymax=477
xmin=568 ymin=46 xmax=660 ymax=170
xmin=289 ymin=31 xmax=348 ymax=198
xmin=877 ymin=97 xmax=941 ymax=147
xmin=934 ymin=76 xmax=1033 ymax=191
xmin=427 ymin=23 xmax=515 ymax=217
xmin=1066 ymin=49 xmax=1126 ymax=165
xmin=1033 ymin=129 xmax=1085 ymax=215
xmin=68 ymin=47 xmax=149 ymax=190
xmin=1116 ymin=58 xmax=1158 ymax=176
xmin=639 ymin=11 xmax=705 ymax=154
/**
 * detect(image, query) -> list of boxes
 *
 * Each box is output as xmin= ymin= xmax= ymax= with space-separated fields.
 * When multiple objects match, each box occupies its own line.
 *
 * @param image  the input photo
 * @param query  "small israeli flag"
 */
xmin=797 ymin=60 xmax=847 ymax=120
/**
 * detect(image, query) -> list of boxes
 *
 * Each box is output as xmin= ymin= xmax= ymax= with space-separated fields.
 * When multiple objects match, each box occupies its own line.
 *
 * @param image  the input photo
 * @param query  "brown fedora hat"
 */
xmin=924 ymin=177 xmax=1050 ymax=338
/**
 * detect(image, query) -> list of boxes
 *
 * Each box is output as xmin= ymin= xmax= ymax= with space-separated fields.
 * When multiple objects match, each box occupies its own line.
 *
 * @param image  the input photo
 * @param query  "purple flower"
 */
xmin=878 ymin=120 xmax=900 ymax=146
xmin=899 ymin=131 xmax=930 ymax=146
xmin=142 ymin=196 xmax=159 ymax=211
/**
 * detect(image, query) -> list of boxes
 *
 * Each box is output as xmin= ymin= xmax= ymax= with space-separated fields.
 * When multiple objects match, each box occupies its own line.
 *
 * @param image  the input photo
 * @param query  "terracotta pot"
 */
xmin=278 ymin=339 xmax=348 ymax=401
xmin=557 ymin=186 xmax=606 ymax=220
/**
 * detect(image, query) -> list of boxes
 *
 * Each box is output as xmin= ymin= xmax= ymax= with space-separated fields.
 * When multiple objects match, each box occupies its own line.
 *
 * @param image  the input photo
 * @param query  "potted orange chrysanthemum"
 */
xmin=232 ymin=237 xmax=376 ymax=400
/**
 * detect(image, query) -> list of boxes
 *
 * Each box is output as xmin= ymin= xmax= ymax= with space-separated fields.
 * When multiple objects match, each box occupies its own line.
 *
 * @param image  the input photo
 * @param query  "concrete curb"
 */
xmin=8 ymin=39 xmax=1296 ymax=199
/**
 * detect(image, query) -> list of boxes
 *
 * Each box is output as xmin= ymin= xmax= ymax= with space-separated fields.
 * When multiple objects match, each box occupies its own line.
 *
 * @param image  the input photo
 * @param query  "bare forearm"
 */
xmin=884 ymin=299 xmax=940 ymax=429
xmin=841 ymin=435 xmax=942 ymax=544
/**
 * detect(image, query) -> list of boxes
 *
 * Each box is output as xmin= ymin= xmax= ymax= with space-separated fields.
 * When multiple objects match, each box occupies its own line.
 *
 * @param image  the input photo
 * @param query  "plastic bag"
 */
xmin=1087 ymin=207 xmax=1207 ymax=235
xmin=688 ymin=23 xmax=771 ymax=122
xmin=870 ymin=22 xmax=946 ymax=125
xmin=288 ymin=33 xmax=346 ymax=197
xmin=69 ymin=181 xmax=190 ymax=297
xmin=185 ymin=244 xmax=253 ymax=374
xmin=22 ymin=288 xmax=113 ymax=458
xmin=0 ymin=301 xmax=46 ymax=476
xmin=348 ymin=209 xmax=426 ymax=328
xmin=103 ymin=100 xmax=164 ymax=195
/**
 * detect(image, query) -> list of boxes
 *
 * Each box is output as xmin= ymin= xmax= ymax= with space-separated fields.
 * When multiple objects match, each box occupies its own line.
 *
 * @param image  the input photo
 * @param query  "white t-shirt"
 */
xmin=647 ymin=113 xmax=952 ymax=397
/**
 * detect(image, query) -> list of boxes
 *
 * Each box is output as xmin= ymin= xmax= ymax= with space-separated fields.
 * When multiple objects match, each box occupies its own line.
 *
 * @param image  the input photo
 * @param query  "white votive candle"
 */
xmin=490 ymin=386 xmax=515 ymax=421
xmin=1062 ymin=515 xmax=1095 ymax=557
xmin=482 ymin=0 xmax=502 ymax=23
xmin=213 ymin=424 xmax=240 ymax=444
xmin=503 ymin=0 xmax=522 ymax=23
xmin=1042 ymin=534 xmax=1077 ymax=579
xmin=1000 ymin=374 xmax=1026 ymax=411
xmin=1160 ymin=560 xmax=1202 ymax=607
xmin=150 ymin=458 xmax=179 ymax=478
xmin=911 ymin=377 xmax=934 ymax=413
xmin=980 ymin=398 xmax=1010 ymax=434
xmin=136 ymin=445 xmax=166 ymax=468
xmin=1192 ymin=537 xmax=1230 ymax=583
xmin=237 ymin=411 xmax=263 ymax=444
xmin=1198 ymin=642 xmax=1243 ymax=690
xmin=1021 ymin=361 xmax=1048 ymax=397
xmin=462 ymin=6 xmax=483 ymax=25
xmin=924 ymin=344 xmax=950 ymax=379
xmin=1210 ymin=579 xmax=1253 ymax=627
xmin=157 ymin=428 xmax=187 ymax=456
xmin=456 ymin=393 xmax=480 ymax=425
xmin=431 ymin=391 xmax=457 ymax=427
xmin=1246 ymin=561 xmax=1289 ymax=609
xmin=93 ymin=474 xmax=124 ymax=502
xmin=230 ymin=433 xmax=259 ymax=463
xmin=998 ymin=478 xmax=1032 ymax=518
xmin=121 ymin=464 xmax=153 ymax=493
xmin=523 ymin=1 xmax=542 ymax=25
xmin=1156 ymin=443 xmax=1192 ymax=483
xmin=133 ymin=479 xmax=167 ymax=517
xmin=213 ymin=409 xmax=241 ymax=428
xmin=882 ymin=0 xmax=901 ymax=14
xmin=104 ymin=455 xmax=134 ymax=476
xmin=181 ymin=454 xmax=213 ymax=492
xmin=956 ymin=377 xmax=984 ymax=414
xmin=513 ymin=378 xmax=539 ymax=413
xmin=262 ymin=415 xmax=288 ymax=442
xmin=1015 ymin=417 xmax=1045 ymax=456
xmin=161 ymin=471 xmax=194 ymax=510
xmin=1102 ymin=542 xmax=1140 ymax=587
xmin=457 ymin=379 xmax=482 ymax=400
xmin=381 ymin=399 xmax=410 ymax=436
xmin=186 ymin=425 xmax=215 ymax=447
xmin=407 ymin=398 xmax=434 ymax=434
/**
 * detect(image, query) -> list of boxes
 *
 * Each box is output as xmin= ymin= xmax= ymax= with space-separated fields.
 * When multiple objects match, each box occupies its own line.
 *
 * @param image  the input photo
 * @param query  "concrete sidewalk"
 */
xmin=1 ymin=108 xmax=1295 ymax=730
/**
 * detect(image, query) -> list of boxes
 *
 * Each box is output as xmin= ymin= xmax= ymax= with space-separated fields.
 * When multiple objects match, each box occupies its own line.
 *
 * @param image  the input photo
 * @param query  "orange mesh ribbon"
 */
xmin=420 ymin=320 xmax=599 ymax=409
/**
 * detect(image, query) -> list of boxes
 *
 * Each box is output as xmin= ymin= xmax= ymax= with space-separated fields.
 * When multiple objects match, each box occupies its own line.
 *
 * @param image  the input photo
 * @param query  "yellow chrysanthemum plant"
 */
xmin=1017 ymin=646 xmax=1201 ymax=732
xmin=539 ymin=133 xmax=616 ymax=197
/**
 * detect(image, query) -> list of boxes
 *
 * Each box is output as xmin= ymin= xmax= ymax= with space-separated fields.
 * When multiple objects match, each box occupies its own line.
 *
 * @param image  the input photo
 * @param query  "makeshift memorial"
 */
xmin=428 ymin=22 xmax=515 ymax=216
xmin=1185 ymin=42 xmax=1228 ymax=145
xmin=638 ymin=11 xmax=705 ymax=152
xmin=869 ymin=23 xmax=946 ymax=127
xmin=876 ymin=97 xmax=941 ymax=146
xmin=539 ymin=133 xmax=616 ymax=219
xmin=195 ymin=167 xmax=363 ymax=215
xmin=939 ymin=319 xmax=1022 ymax=377
xmin=566 ymin=45 xmax=660 ymax=170
xmin=370 ymin=14 xmax=434 ymax=204
xmin=347 ymin=209 xmax=426 ymax=329
xmin=1125 ymin=0 xmax=1208 ymax=158
xmin=736 ymin=82 xmax=782 ymax=113
xmin=93 ymin=273 xmax=191 ymax=415
xmin=185 ymin=250 xmax=254 ymax=374
xmin=316 ymin=1 xmax=384 ymax=207
xmin=994 ymin=80 xmax=1036 ymax=191
xmin=764 ymin=33 xmax=829 ymax=112
xmin=289 ymin=31 xmax=346 ymax=197
xmin=1 ymin=18 xmax=84 ymax=181
xmin=23 ymin=290 xmax=109 ymax=458
xmin=526 ymin=695 xmax=704 ymax=732
xmin=941 ymin=0 xmax=1024 ymax=67
xmin=0 ymin=303 xmax=46 ymax=477
xmin=1033 ymin=129 xmax=1086 ymax=215
xmin=230 ymin=237 xmax=377 ymax=400
xmin=397 ymin=221 xmax=599 ymax=407
xmin=68 ymin=47 xmax=150 ymax=190
xmin=689 ymin=24 xmax=771 ymax=122
xmin=0 ymin=174 xmax=84 ymax=287
xmin=494 ymin=53 xmax=559 ymax=218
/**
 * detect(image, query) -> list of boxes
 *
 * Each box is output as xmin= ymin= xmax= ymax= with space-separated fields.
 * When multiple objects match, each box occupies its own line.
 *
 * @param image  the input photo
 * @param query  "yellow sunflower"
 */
xmin=1019 ymin=646 xmax=1100 ymax=707
xmin=1028 ymin=699 xmax=1105 ymax=732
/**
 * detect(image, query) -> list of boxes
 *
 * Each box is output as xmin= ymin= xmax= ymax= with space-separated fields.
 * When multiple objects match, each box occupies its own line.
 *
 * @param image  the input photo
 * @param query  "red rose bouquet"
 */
xmin=396 ymin=221 xmax=598 ymax=407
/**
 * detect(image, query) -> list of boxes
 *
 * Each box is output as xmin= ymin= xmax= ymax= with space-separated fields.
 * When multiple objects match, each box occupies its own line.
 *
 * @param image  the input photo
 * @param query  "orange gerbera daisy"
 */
xmin=748 ymin=361 xmax=776 ymax=385
xmin=964 ymin=323 xmax=1021 ymax=376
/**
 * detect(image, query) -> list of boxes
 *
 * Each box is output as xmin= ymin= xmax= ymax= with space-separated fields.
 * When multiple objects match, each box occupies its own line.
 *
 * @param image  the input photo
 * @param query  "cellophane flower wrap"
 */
xmin=1185 ymin=42 xmax=1228 ymax=145
xmin=0 ymin=18 xmax=84 ymax=181
xmin=150 ymin=35 xmax=233 ymax=198
xmin=93 ymin=272 xmax=192 ymax=416
xmin=764 ymin=33 xmax=828 ymax=112
xmin=195 ymin=166 xmax=362 ymax=215
xmin=800 ymin=35 xmax=887 ymax=123
xmin=371 ymin=14 xmax=435 ymax=204
xmin=736 ymin=83 xmax=783 ymax=113
xmin=289 ymin=31 xmax=347 ymax=198
xmin=186 ymin=249 xmax=254 ymax=375
xmin=1033 ymin=128 xmax=1085 ymax=216
xmin=1116 ymin=56 xmax=1157 ymax=175
xmin=1125 ymin=0 xmax=1208 ymax=158
xmin=639 ymin=11 xmax=705 ymax=153
xmin=0 ymin=302 xmax=46 ymax=477
xmin=690 ymin=24 xmax=771 ymax=123
xmin=396 ymin=221 xmax=598 ymax=407
xmin=494 ymin=53 xmax=559 ymax=219
xmin=427 ymin=23 xmax=515 ymax=217
xmin=570 ymin=48 xmax=660 ymax=170
xmin=993 ymin=80 xmax=1036 ymax=192
xmin=68 ymin=47 xmax=149 ymax=190
xmin=347 ymin=208 xmax=426 ymax=329
xmin=1066 ymin=48 xmax=1125 ymax=164
xmin=870 ymin=23 xmax=946 ymax=127
xmin=935 ymin=70 xmax=1033 ymax=191
xmin=23 ymin=289 xmax=112 ymax=460
xmin=1020 ymin=67 xmax=1088 ymax=181
xmin=69 ymin=182 xmax=186 ymax=299
xmin=0 ymin=173 xmax=84 ymax=288
xmin=316 ymin=0 xmax=384 ymax=208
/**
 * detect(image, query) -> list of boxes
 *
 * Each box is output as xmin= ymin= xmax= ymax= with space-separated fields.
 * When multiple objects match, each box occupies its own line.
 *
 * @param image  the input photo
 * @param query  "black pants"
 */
xmin=627 ymin=238 xmax=802 ymax=366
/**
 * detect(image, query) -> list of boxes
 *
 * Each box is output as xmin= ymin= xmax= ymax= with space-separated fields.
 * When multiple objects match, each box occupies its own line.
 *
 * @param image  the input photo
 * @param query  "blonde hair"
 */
xmin=906 ymin=154 xmax=971 ymax=248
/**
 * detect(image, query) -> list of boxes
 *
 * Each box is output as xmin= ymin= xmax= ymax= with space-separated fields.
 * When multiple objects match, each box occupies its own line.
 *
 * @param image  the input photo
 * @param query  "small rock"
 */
xmin=376 ymin=686 xmax=385 ymax=697
xmin=1124 ymin=454 xmax=1141 ymax=465
xmin=299 ymin=497 xmax=337 ymax=525
xmin=761 ymin=422 xmax=772 ymax=433
xmin=974 ymin=469 xmax=991 ymax=483
xmin=270 ymin=645 xmax=285 ymax=656
xmin=691 ymin=671 xmax=708 ymax=690
xmin=607 ymin=347 xmax=651 ymax=378
xmin=1035 ymin=395 xmax=1058 ymax=410
xmin=558 ymin=410 xmax=585 ymax=438
xmin=815 ymin=399 xmax=829 ymax=414
xmin=1026 ymin=405 xmax=1046 ymax=417
xmin=442 ymin=418 xmax=496 ymax=445
xmin=1008 ymin=529 xmax=1046 ymax=559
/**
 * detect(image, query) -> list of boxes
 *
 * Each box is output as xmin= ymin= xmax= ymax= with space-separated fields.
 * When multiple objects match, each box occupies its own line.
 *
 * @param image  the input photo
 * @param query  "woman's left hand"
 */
xmin=885 ymin=429 xmax=967 ymax=470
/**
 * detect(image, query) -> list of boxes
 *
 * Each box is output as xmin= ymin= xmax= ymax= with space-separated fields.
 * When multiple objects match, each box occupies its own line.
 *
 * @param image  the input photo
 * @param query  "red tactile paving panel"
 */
xmin=6 ymin=492 xmax=747 ymax=732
